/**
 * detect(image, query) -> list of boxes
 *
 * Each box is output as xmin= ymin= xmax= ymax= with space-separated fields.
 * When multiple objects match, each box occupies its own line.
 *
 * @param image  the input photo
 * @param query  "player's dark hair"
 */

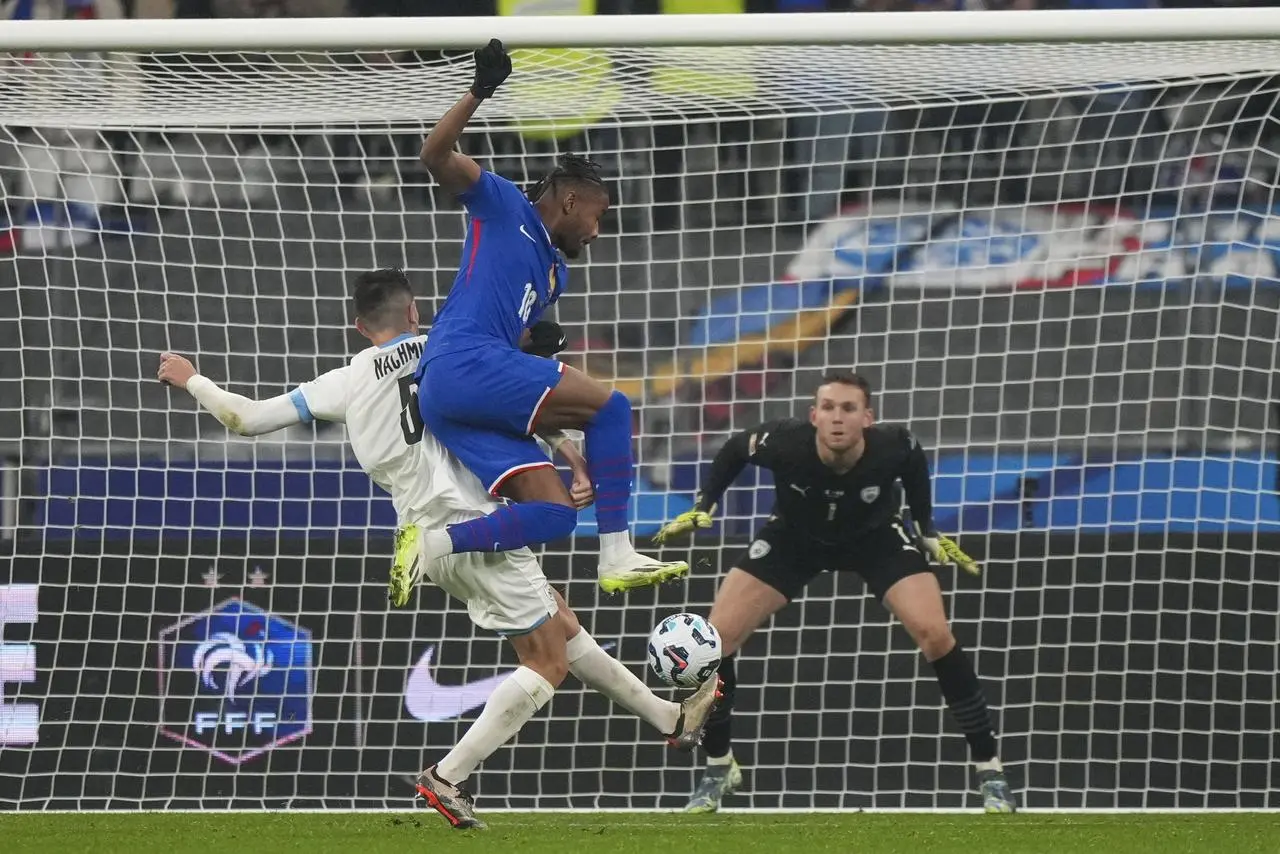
xmin=817 ymin=369 xmax=873 ymax=408
xmin=352 ymin=267 xmax=413 ymax=331
xmin=525 ymin=153 xmax=609 ymax=204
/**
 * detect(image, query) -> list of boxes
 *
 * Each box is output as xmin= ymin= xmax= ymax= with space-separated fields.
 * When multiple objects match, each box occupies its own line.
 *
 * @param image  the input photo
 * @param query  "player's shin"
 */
xmin=441 ymin=501 xmax=578 ymax=555
xmin=929 ymin=643 xmax=1017 ymax=813
xmin=929 ymin=642 xmax=999 ymax=765
xmin=684 ymin=653 xmax=741 ymax=813
xmin=582 ymin=390 xmax=636 ymax=551
xmin=565 ymin=629 xmax=680 ymax=734
xmin=434 ymin=666 xmax=555 ymax=784
xmin=700 ymin=653 xmax=736 ymax=763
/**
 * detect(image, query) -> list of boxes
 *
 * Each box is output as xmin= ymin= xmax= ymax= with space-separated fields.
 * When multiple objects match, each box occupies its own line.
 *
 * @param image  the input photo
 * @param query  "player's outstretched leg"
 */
xmin=882 ymin=573 xmax=1017 ymax=814
xmin=412 ymin=576 xmax=718 ymax=829
xmin=389 ymin=500 xmax=578 ymax=607
xmin=685 ymin=653 xmax=742 ymax=812
xmin=565 ymin=627 xmax=721 ymax=751
xmin=539 ymin=369 xmax=689 ymax=593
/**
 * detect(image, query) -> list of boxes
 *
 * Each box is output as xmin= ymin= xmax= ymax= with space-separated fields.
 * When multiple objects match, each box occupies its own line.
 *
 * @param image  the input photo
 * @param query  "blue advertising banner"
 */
xmin=34 ymin=449 xmax=1279 ymax=541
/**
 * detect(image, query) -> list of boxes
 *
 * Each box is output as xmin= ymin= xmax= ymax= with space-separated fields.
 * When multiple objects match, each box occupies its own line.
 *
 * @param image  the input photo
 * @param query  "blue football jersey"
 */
xmin=424 ymin=171 xmax=569 ymax=360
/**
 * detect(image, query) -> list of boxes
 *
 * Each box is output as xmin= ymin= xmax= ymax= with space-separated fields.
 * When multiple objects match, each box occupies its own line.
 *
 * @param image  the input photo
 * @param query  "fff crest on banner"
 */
xmin=156 ymin=598 xmax=313 ymax=765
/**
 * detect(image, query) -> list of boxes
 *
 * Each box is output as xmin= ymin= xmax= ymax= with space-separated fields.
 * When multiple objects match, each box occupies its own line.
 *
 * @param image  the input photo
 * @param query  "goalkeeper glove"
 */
xmin=522 ymin=320 xmax=568 ymax=359
xmin=471 ymin=38 xmax=512 ymax=100
xmin=653 ymin=507 xmax=714 ymax=544
xmin=918 ymin=530 xmax=981 ymax=576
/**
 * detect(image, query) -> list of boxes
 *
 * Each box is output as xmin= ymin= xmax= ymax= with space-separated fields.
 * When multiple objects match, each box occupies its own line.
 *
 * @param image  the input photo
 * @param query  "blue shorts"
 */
xmin=417 ymin=346 xmax=566 ymax=494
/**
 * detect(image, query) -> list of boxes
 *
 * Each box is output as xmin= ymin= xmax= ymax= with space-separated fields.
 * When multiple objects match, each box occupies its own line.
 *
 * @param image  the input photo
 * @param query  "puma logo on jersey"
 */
xmin=788 ymin=483 xmax=809 ymax=497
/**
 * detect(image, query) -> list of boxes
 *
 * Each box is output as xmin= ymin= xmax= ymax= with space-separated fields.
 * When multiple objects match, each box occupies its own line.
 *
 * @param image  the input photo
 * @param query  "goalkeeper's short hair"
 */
xmin=817 ymin=369 xmax=874 ymax=408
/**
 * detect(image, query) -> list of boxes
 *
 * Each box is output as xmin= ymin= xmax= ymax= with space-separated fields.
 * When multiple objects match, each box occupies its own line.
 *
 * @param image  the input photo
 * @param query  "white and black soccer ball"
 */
xmin=647 ymin=612 xmax=722 ymax=688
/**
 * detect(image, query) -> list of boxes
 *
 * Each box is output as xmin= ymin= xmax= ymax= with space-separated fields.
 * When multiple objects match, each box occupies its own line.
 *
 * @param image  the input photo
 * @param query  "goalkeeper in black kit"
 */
xmin=655 ymin=370 xmax=1017 ymax=814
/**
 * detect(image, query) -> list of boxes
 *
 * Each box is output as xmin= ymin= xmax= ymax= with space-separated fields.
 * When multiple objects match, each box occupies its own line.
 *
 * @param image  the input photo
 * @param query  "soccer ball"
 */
xmin=647 ymin=613 xmax=722 ymax=688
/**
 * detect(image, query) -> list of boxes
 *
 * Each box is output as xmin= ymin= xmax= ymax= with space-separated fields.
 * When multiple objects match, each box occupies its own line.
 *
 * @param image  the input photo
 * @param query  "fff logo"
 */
xmin=157 ymin=598 xmax=313 ymax=765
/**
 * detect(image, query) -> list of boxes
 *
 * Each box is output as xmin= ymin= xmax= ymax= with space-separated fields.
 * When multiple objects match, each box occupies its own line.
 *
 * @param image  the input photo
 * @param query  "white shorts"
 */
xmin=423 ymin=542 xmax=559 ymax=636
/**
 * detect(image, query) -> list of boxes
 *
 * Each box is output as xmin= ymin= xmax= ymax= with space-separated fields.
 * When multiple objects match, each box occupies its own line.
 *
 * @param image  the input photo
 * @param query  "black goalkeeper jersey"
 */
xmin=694 ymin=419 xmax=936 ymax=547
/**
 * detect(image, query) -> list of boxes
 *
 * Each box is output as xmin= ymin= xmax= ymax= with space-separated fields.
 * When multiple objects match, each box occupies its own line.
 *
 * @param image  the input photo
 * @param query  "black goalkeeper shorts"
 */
xmin=735 ymin=517 xmax=931 ymax=602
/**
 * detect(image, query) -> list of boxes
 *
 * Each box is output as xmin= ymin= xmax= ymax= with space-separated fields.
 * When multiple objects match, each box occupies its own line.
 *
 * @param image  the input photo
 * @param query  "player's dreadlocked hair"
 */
xmin=525 ymin=153 xmax=609 ymax=203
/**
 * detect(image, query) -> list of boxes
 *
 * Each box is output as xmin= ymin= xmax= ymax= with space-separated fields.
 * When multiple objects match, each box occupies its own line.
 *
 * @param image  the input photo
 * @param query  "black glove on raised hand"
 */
xmin=523 ymin=321 xmax=568 ymax=359
xmin=471 ymin=38 xmax=512 ymax=100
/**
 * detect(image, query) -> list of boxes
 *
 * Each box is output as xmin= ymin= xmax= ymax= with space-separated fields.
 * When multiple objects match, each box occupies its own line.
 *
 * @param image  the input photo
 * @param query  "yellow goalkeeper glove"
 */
xmin=919 ymin=532 xmax=980 ymax=576
xmin=653 ymin=507 xmax=714 ymax=544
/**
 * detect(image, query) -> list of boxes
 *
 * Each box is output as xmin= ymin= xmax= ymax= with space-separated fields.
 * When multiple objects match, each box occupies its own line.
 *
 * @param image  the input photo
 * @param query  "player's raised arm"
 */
xmin=157 ymin=353 xmax=302 ymax=437
xmin=419 ymin=39 xmax=511 ymax=196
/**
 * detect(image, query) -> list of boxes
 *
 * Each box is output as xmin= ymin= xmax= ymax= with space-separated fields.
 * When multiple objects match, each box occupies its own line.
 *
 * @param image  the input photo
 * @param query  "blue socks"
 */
xmin=440 ymin=390 xmax=635 ymax=550
xmin=446 ymin=501 xmax=578 ymax=553
xmin=582 ymin=390 xmax=635 ymax=535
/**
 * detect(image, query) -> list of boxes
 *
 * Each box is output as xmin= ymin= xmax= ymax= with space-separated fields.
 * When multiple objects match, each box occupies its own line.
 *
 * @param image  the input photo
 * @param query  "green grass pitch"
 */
xmin=4 ymin=812 xmax=1279 ymax=854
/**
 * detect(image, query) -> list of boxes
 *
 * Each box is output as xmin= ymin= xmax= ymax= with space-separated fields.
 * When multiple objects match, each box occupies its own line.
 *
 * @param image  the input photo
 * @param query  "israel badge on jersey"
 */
xmin=748 ymin=539 xmax=771 ymax=559
xmin=860 ymin=486 xmax=880 ymax=504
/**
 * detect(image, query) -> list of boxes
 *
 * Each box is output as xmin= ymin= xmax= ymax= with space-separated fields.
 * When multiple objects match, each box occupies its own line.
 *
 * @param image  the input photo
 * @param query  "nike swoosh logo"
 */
xmin=519 ymin=224 xmax=537 ymax=244
xmin=404 ymin=641 xmax=615 ymax=722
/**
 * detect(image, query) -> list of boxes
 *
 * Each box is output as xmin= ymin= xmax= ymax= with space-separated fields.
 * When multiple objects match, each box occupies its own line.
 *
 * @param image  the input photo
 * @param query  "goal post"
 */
xmin=7 ymin=9 xmax=1280 ymax=50
xmin=3 ymin=10 xmax=1280 ymax=811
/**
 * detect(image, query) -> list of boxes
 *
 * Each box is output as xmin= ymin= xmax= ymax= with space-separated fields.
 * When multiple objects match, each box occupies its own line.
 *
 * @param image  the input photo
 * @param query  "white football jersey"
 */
xmin=290 ymin=333 xmax=502 ymax=527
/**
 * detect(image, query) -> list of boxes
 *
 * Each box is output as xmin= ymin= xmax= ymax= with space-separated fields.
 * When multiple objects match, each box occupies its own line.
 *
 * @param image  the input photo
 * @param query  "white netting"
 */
xmin=2 ymin=17 xmax=1279 ymax=810
xmin=2 ymin=42 xmax=1280 ymax=128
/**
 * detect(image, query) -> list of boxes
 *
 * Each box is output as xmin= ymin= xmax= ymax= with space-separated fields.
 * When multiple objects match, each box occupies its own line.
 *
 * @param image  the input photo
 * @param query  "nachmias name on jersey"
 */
xmin=694 ymin=419 xmax=936 ymax=546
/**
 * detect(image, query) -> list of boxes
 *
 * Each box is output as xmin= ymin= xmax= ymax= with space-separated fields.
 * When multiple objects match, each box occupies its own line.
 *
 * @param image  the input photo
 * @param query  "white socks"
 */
xmin=708 ymin=751 xmax=735 ymax=767
xmin=422 ymin=528 xmax=454 ymax=562
xmin=974 ymin=757 xmax=1004 ymax=774
xmin=433 ymin=632 xmax=682 ymax=786
xmin=435 ymin=666 xmax=554 ymax=784
xmin=566 ymin=629 xmax=680 ymax=735
xmin=598 ymin=531 xmax=634 ymax=565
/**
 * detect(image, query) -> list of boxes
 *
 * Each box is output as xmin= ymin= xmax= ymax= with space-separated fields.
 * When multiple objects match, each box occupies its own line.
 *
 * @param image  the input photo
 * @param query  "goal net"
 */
xmin=2 ymin=10 xmax=1279 ymax=811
